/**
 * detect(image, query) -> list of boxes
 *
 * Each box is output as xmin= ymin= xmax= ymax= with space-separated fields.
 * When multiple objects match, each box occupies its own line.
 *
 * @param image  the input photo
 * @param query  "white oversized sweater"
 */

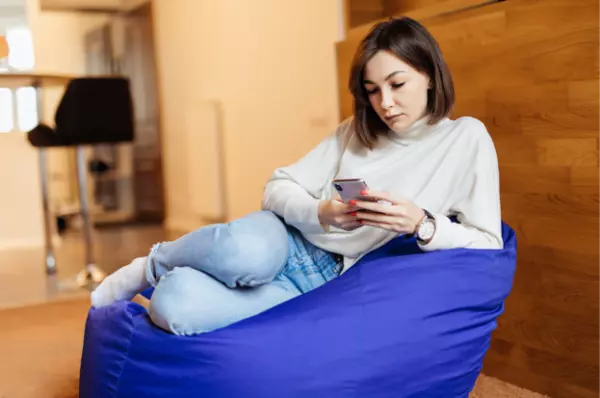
xmin=261 ymin=116 xmax=503 ymax=273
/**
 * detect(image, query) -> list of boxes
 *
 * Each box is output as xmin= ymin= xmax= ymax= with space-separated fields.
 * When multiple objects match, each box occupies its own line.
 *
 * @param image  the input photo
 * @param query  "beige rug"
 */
xmin=0 ymin=298 xmax=547 ymax=398
xmin=471 ymin=376 xmax=549 ymax=398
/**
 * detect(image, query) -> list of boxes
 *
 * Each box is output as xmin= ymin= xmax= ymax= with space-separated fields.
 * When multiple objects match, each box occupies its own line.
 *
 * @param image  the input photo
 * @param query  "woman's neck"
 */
xmin=388 ymin=115 xmax=444 ymax=146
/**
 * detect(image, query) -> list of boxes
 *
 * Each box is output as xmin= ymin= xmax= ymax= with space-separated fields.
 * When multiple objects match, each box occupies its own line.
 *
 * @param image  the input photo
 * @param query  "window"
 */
xmin=1 ymin=26 xmax=36 ymax=133
xmin=0 ymin=88 xmax=14 ymax=133
xmin=16 ymin=86 xmax=37 ymax=131
xmin=6 ymin=27 xmax=34 ymax=70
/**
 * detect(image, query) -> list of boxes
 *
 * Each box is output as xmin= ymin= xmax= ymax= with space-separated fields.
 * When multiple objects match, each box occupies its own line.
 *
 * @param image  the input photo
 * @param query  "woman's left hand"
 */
xmin=350 ymin=190 xmax=425 ymax=234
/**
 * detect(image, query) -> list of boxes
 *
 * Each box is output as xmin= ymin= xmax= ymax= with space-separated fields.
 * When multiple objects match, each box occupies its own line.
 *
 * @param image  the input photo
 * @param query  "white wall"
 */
xmin=0 ymin=0 xmax=108 ymax=249
xmin=0 ymin=0 xmax=27 ymax=32
xmin=0 ymin=133 xmax=44 ymax=249
xmin=152 ymin=0 xmax=342 ymax=230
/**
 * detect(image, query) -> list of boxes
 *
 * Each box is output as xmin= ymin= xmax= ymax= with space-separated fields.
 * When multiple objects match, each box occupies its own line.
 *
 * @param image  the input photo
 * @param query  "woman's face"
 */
xmin=363 ymin=50 xmax=431 ymax=132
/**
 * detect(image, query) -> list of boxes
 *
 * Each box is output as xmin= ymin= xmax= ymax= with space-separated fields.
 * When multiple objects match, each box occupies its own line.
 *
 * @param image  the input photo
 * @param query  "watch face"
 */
xmin=418 ymin=219 xmax=436 ymax=240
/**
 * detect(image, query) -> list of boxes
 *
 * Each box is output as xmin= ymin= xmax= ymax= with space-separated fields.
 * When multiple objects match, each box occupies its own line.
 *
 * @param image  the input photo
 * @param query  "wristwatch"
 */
xmin=415 ymin=209 xmax=436 ymax=244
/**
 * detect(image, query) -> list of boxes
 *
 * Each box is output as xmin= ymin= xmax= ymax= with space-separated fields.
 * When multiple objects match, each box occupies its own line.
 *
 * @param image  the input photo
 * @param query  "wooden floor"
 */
xmin=0 ymin=223 xmax=179 ymax=310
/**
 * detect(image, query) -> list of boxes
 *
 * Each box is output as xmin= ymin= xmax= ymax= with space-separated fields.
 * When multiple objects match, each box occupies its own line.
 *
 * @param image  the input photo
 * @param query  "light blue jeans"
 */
xmin=146 ymin=211 xmax=341 ymax=335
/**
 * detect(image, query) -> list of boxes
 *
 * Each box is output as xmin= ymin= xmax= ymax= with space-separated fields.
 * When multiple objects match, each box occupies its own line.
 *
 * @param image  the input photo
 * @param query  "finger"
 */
xmin=358 ymin=190 xmax=398 ymax=205
xmin=355 ymin=210 xmax=397 ymax=224
xmin=345 ymin=209 xmax=376 ymax=218
xmin=337 ymin=214 xmax=359 ymax=224
xmin=334 ymin=198 xmax=358 ymax=210
xmin=352 ymin=200 xmax=397 ymax=215
xmin=341 ymin=204 xmax=360 ymax=213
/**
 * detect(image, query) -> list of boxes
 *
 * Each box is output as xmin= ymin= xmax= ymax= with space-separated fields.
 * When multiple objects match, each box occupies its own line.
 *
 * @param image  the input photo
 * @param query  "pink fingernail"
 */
xmin=349 ymin=200 xmax=357 ymax=205
xmin=360 ymin=190 xmax=368 ymax=195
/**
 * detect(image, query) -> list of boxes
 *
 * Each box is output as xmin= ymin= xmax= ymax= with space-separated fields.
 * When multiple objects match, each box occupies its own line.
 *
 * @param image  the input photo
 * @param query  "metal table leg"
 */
xmin=39 ymin=148 xmax=56 ymax=274
xmin=34 ymin=83 xmax=56 ymax=275
xmin=74 ymin=145 xmax=105 ymax=286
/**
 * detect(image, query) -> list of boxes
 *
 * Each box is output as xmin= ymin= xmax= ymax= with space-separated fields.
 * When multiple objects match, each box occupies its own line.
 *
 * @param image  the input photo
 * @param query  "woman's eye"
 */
xmin=392 ymin=83 xmax=405 ymax=89
xmin=366 ymin=87 xmax=379 ymax=95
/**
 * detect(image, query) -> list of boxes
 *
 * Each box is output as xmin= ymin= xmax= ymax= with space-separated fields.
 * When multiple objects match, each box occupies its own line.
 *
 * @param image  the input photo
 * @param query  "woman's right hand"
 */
xmin=318 ymin=200 xmax=362 ymax=231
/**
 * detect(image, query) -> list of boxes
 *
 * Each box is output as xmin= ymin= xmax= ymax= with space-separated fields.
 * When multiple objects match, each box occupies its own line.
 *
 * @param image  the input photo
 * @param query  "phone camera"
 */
xmin=334 ymin=183 xmax=343 ymax=191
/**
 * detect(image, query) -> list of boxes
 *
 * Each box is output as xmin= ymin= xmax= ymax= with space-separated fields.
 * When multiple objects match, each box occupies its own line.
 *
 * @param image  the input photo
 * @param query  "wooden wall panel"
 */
xmin=346 ymin=0 xmax=498 ymax=33
xmin=346 ymin=0 xmax=384 ymax=29
xmin=383 ymin=0 xmax=495 ymax=19
xmin=336 ymin=0 xmax=599 ymax=397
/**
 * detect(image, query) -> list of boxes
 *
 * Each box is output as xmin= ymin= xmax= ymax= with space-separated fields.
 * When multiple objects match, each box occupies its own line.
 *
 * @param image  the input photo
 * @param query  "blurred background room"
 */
xmin=0 ymin=0 xmax=597 ymax=397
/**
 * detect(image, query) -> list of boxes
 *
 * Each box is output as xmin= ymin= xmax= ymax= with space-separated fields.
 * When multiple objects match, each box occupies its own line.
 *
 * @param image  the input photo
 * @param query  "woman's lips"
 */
xmin=385 ymin=113 xmax=404 ymax=121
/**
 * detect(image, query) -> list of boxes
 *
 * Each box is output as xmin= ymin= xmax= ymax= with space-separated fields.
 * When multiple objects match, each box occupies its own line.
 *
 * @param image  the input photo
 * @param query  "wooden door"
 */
xmin=121 ymin=2 xmax=165 ymax=222
xmin=84 ymin=24 xmax=123 ymax=217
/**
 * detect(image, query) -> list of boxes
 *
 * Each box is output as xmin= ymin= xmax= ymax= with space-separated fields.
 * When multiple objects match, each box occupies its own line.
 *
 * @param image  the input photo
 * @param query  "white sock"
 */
xmin=91 ymin=256 xmax=151 ymax=308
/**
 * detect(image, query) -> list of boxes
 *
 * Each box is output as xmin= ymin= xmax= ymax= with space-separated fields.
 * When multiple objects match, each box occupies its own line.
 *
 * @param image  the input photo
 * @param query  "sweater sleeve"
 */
xmin=261 ymin=119 xmax=353 ymax=234
xmin=419 ymin=119 xmax=503 ymax=251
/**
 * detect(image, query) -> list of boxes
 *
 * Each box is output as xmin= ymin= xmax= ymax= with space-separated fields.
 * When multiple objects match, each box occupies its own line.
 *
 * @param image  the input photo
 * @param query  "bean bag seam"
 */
xmin=112 ymin=308 xmax=139 ymax=398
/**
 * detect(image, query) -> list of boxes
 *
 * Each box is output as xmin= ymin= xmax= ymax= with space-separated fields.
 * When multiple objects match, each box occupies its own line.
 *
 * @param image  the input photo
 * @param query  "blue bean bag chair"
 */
xmin=79 ymin=223 xmax=516 ymax=398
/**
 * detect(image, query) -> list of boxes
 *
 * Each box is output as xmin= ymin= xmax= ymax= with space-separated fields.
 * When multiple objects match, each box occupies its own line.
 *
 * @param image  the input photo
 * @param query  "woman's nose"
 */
xmin=380 ymin=88 xmax=394 ymax=109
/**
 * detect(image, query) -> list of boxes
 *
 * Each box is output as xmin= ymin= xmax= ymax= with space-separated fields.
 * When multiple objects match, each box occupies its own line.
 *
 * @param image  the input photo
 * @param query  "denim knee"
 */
xmin=149 ymin=267 xmax=222 ymax=335
xmin=149 ymin=266 xmax=296 ymax=335
xmin=212 ymin=211 xmax=289 ymax=287
xmin=146 ymin=211 xmax=290 ymax=289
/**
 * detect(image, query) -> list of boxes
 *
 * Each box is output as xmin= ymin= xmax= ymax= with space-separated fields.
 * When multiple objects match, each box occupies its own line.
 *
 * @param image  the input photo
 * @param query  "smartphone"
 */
xmin=332 ymin=178 xmax=393 ymax=205
xmin=332 ymin=178 xmax=372 ymax=203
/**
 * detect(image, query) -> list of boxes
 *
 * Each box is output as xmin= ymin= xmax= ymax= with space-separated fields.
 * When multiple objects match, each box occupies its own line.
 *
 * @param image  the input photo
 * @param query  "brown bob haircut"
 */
xmin=349 ymin=17 xmax=455 ymax=149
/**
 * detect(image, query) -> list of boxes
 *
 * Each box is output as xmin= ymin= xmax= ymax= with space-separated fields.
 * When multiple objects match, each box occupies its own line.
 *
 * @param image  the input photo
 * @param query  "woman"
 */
xmin=91 ymin=17 xmax=502 ymax=336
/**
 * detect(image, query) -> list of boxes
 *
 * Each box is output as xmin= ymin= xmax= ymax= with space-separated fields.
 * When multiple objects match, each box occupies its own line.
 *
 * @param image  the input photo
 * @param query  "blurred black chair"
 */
xmin=27 ymin=77 xmax=135 ymax=287
xmin=28 ymin=77 xmax=134 ymax=147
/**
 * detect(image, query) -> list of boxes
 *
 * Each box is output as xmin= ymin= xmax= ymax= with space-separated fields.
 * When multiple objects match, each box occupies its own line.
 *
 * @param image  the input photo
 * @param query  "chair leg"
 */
xmin=74 ymin=145 xmax=105 ymax=286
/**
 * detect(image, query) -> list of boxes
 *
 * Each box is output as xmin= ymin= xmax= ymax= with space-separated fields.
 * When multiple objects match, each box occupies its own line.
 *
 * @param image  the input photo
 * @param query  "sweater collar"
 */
xmin=387 ymin=115 xmax=443 ymax=146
